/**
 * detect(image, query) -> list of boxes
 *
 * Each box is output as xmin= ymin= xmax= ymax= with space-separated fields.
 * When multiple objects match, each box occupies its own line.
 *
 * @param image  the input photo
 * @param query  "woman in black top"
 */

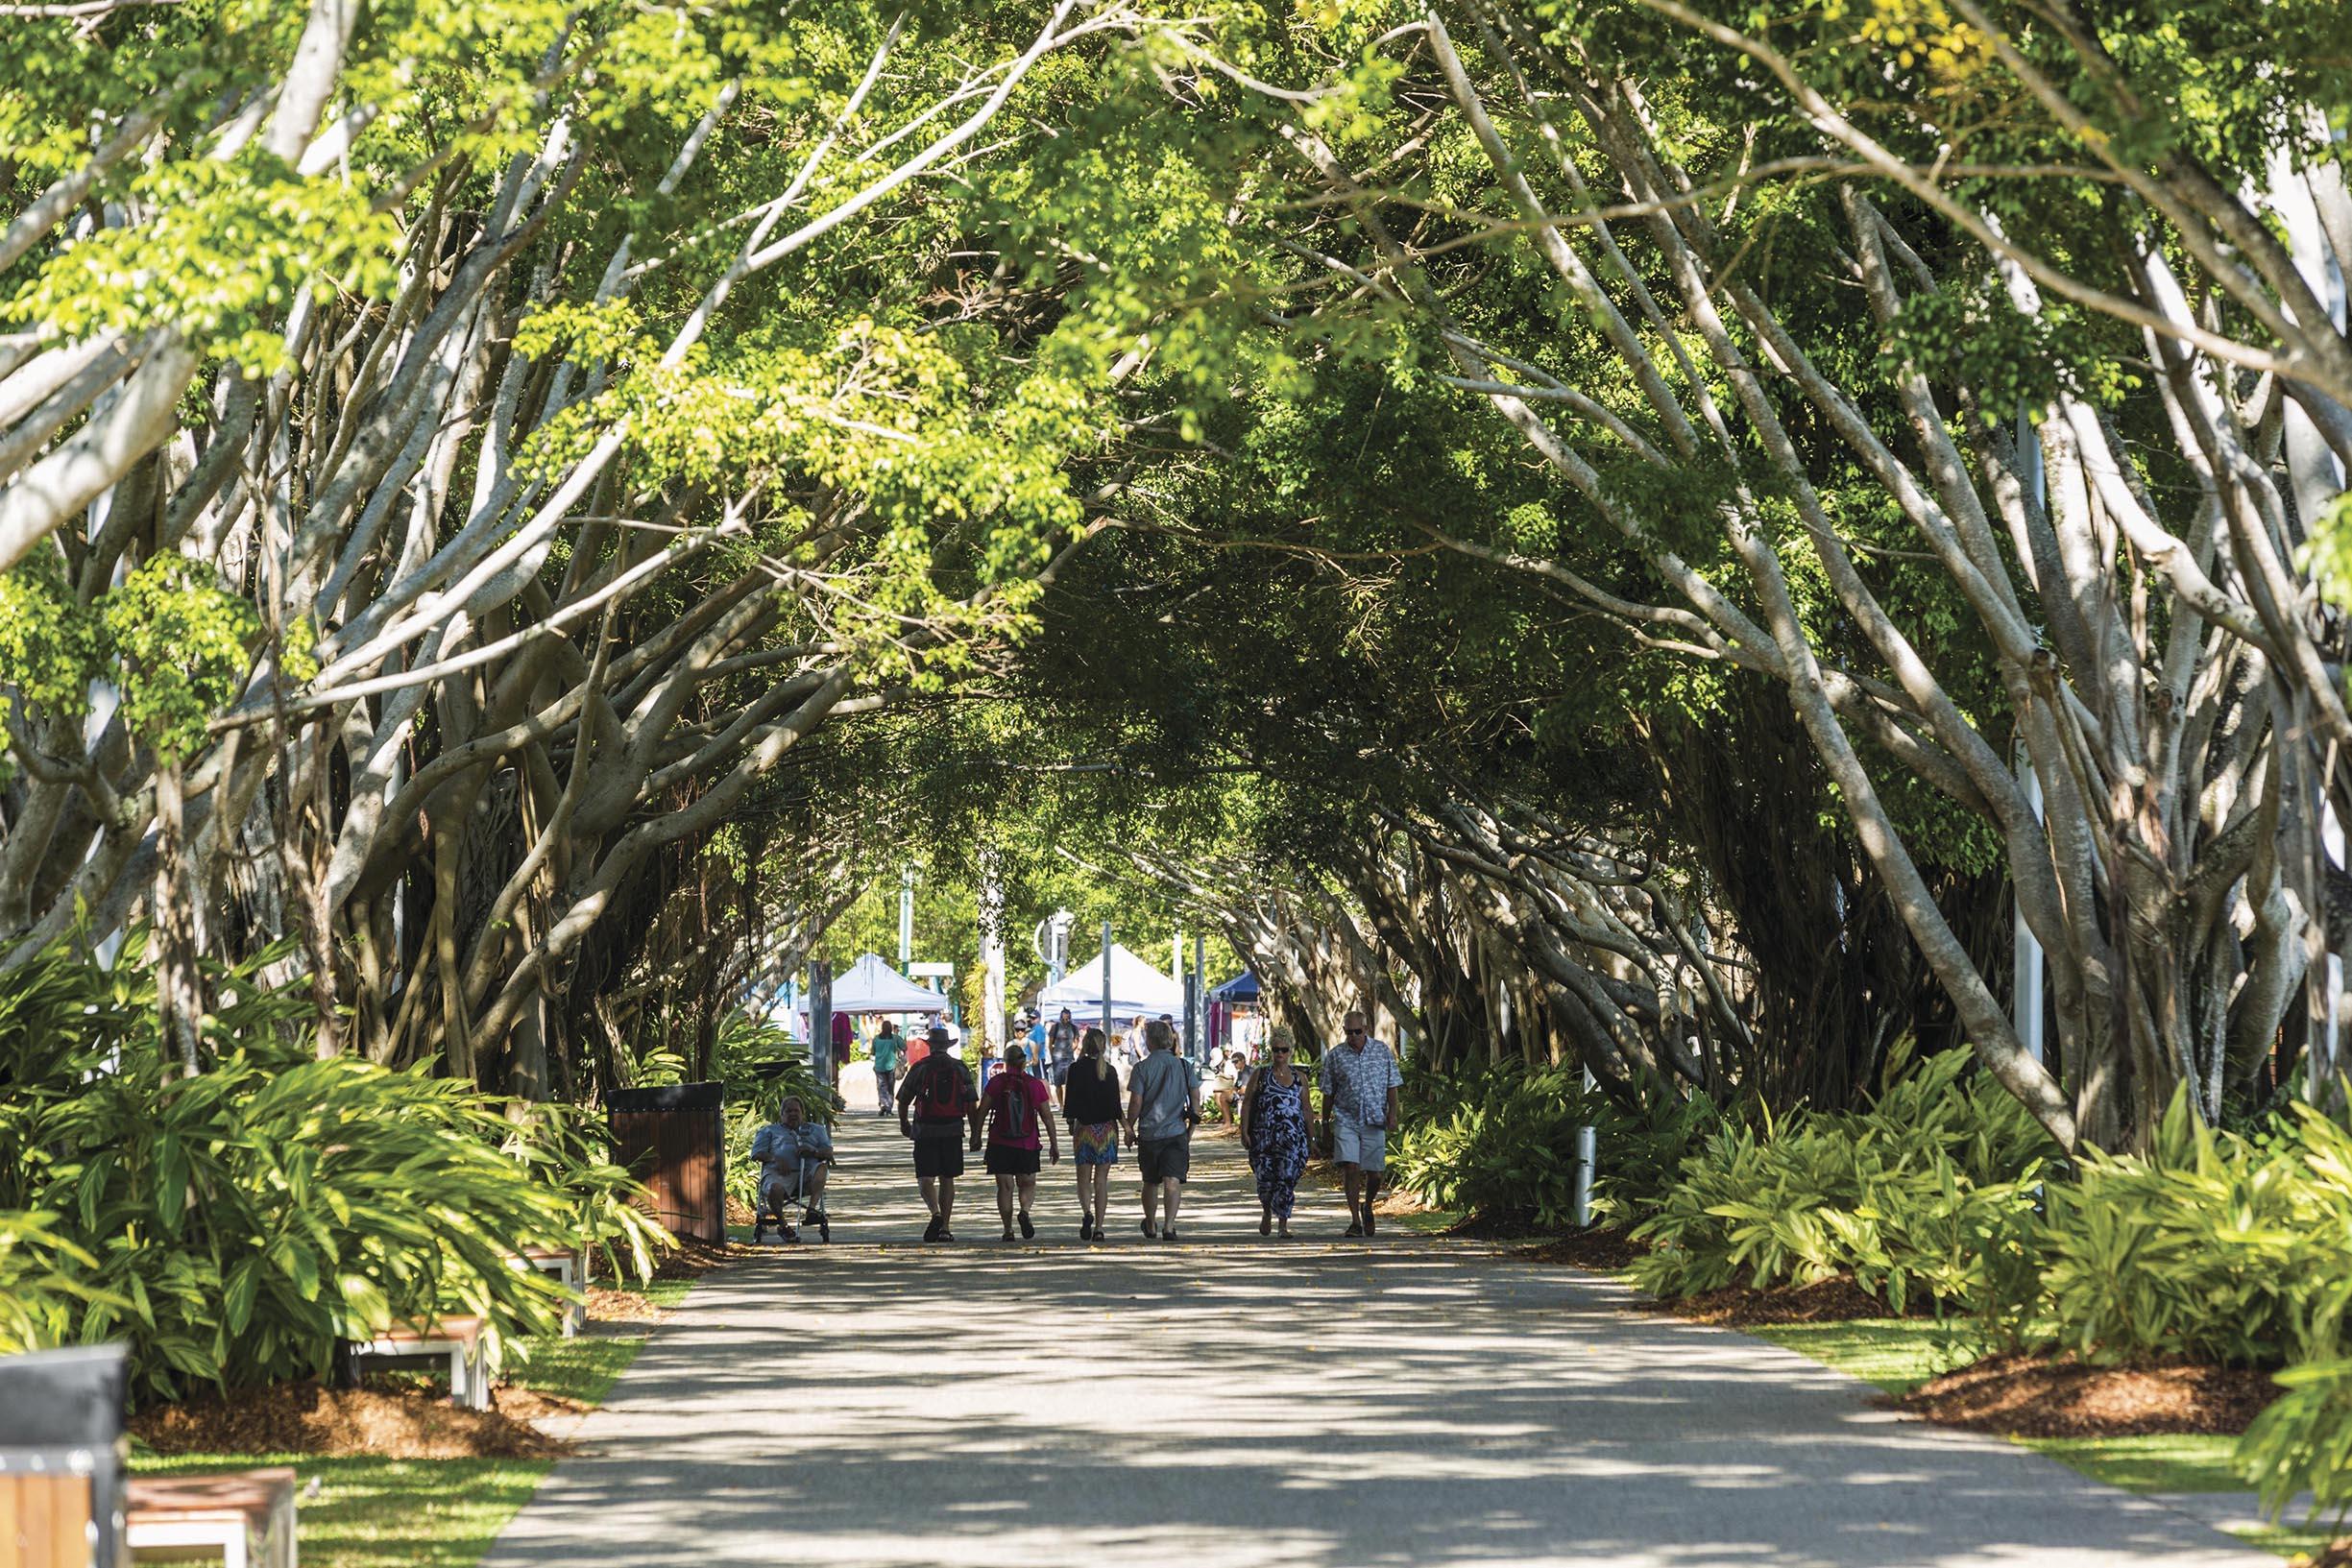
xmin=1059 ymin=1027 xmax=1123 ymax=1241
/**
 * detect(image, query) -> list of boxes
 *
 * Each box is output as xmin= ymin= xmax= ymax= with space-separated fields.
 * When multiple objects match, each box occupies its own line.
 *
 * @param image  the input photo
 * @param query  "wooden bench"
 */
xmin=514 ymin=1247 xmax=586 ymax=1338
xmin=125 ymin=1469 xmax=296 ymax=1568
xmin=348 ymin=1316 xmax=490 ymax=1411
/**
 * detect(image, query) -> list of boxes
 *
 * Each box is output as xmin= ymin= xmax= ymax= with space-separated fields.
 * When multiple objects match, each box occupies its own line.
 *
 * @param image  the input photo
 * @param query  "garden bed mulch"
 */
xmin=647 ymin=1238 xmax=754 ymax=1282
xmin=1892 ymin=1352 xmax=2278 ymax=1438
xmin=1650 ymin=1277 xmax=1902 ymax=1326
xmin=131 ymin=1378 xmax=576 ymax=1460
xmin=2290 ymin=1540 xmax=2352 ymax=1568
xmin=1515 ymin=1227 xmax=1649 ymax=1269
xmin=584 ymin=1285 xmax=670 ymax=1323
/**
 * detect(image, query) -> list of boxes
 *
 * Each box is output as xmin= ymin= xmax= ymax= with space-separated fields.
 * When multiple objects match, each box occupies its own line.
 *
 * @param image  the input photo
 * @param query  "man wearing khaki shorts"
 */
xmin=1318 ymin=1010 xmax=1402 ymax=1238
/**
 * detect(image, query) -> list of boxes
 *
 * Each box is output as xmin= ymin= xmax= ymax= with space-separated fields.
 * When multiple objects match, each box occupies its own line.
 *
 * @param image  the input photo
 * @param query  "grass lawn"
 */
xmin=1750 ymin=1317 xmax=2334 ymax=1560
xmin=128 ymin=1277 xmax=694 ymax=1568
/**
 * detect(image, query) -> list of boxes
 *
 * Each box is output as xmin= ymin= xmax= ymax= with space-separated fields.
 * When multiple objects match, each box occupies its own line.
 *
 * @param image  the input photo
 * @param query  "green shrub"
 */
xmin=1391 ymin=1059 xmax=1718 ymax=1228
xmin=2039 ymin=1094 xmax=2352 ymax=1367
xmin=0 ymin=932 xmax=669 ymax=1402
xmin=1392 ymin=1062 xmax=1596 ymax=1228
xmin=1628 ymin=1049 xmax=2056 ymax=1315
xmin=0 ymin=1210 xmax=110 ymax=1354
xmin=2236 ymin=1357 xmax=2352 ymax=1528
xmin=1592 ymin=1089 xmax=1727 ymax=1219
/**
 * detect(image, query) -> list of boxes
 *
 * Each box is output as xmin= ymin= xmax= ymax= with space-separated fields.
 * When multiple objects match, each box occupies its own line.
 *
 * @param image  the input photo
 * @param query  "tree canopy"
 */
xmin=4 ymin=0 xmax=2348 ymax=1155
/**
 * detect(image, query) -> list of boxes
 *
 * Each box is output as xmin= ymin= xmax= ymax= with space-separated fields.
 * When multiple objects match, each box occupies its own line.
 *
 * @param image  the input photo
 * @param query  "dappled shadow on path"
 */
xmin=484 ymin=1116 xmax=2262 ymax=1568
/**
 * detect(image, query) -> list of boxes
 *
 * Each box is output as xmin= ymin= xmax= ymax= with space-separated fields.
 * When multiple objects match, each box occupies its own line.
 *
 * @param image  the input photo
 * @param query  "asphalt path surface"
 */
xmin=484 ymin=1099 xmax=2270 ymax=1568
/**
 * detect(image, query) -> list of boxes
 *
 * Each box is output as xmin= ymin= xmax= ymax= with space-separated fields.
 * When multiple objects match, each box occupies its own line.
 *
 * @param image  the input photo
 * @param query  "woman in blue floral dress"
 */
xmin=1239 ymin=1026 xmax=1310 ymax=1237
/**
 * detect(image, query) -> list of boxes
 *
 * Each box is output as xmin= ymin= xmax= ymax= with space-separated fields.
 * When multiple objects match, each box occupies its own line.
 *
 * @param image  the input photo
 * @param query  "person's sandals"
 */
xmin=937 ymin=1229 xmax=956 ymax=1242
xmin=924 ymin=1215 xmax=944 ymax=1242
xmin=1260 ymin=1213 xmax=1273 ymax=1237
xmin=1364 ymin=1211 xmax=1378 ymax=1238
xmin=1002 ymin=1225 xmax=1016 ymax=1242
xmin=1079 ymin=1216 xmax=1094 ymax=1241
xmin=1277 ymin=1222 xmax=1293 ymax=1238
xmin=1161 ymin=1227 xmax=1179 ymax=1242
xmin=1018 ymin=1211 xmax=1035 ymax=1240
xmin=1345 ymin=1219 xmax=1365 ymax=1238
xmin=1140 ymin=1218 xmax=1157 ymax=1239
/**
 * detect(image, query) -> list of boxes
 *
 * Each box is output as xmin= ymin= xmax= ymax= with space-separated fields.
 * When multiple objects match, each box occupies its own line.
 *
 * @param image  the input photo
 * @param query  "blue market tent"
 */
xmin=1209 ymin=972 xmax=1260 ymax=1003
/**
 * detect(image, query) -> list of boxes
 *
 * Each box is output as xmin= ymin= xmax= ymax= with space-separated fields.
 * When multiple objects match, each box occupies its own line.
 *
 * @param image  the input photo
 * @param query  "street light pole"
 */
xmin=1101 ymin=919 xmax=1113 ymax=1043
xmin=898 ymin=865 xmax=913 ymax=973
xmin=1184 ymin=934 xmax=1203 ymax=1062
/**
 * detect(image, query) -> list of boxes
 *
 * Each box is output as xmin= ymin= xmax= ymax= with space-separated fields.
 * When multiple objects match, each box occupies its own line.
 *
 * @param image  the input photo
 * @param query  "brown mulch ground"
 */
xmin=131 ymin=1378 xmax=575 ymax=1459
xmin=1894 ymin=1352 xmax=2280 ymax=1438
xmin=1650 ymin=1276 xmax=1901 ymax=1326
xmin=584 ymin=1285 xmax=669 ymax=1323
xmin=1516 ymin=1228 xmax=1650 ymax=1269
xmin=648 ymin=1239 xmax=754 ymax=1282
xmin=2291 ymin=1540 xmax=2352 ymax=1567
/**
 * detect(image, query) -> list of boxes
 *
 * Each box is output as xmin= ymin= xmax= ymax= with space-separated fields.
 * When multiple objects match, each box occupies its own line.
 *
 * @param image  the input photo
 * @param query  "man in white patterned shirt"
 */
xmin=1318 ymin=1009 xmax=1402 ymax=1238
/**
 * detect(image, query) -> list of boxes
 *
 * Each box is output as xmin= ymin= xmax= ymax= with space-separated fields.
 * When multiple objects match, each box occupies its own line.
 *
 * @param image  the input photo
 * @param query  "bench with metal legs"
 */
xmin=514 ymin=1248 xmax=586 ymax=1337
xmin=124 ymin=1468 xmax=297 ymax=1568
xmin=348 ymin=1316 xmax=490 ymax=1411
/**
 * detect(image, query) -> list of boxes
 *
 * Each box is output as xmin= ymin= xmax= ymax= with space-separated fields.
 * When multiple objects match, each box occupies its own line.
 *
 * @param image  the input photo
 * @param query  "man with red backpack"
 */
xmin=971 ymin=1043 xmax=1059 ymax=1242
xmin=896 ymin=1025 xmax=979 ymax=1242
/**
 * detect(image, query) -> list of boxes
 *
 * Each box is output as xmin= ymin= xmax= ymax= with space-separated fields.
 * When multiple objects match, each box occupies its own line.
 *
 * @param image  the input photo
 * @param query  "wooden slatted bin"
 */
xmin=607 ymin=1081 xmax=726 ymax=1244
xmin=0 ymin=1343 xmax=131 ymax=1568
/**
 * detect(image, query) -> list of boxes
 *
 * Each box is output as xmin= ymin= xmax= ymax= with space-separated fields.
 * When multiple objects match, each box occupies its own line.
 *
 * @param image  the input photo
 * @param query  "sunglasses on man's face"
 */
xmin=1345 ymin=1027 xmax=1365 ymax=1036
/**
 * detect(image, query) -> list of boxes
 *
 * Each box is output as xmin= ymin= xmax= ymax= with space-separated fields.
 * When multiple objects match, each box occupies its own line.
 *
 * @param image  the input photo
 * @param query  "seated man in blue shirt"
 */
xmin=749 ymin=1096 xmax=835 ymax=1242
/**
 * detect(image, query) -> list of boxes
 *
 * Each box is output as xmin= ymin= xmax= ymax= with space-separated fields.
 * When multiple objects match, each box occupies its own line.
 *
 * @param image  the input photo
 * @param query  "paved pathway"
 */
xmin=486 ymin=1109 xmax=2270 ymax=1568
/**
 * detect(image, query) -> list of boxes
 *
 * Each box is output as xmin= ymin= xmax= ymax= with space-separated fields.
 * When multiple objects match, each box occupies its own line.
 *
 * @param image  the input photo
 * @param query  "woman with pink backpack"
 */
xmin=972 ymin=1043 xmax=1060 ymax=1241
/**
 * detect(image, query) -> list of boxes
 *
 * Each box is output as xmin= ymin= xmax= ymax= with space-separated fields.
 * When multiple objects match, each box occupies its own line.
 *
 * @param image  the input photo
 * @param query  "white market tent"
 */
xmin=829 ymin=953 xmax=949 ymax=1014
xmin=1035 ymin=943 xmax=1183 ymax=1026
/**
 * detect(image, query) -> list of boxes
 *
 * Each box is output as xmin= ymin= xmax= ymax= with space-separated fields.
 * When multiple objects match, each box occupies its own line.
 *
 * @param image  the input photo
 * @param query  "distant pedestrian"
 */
xmin=1047 ymin=1007 xmax=1079 ymax=1087
xmin=897 ymin=1025 xmax=979 ymax=1242
xmin=1319 ymin=1009 xmax=1402 ymax=1237
xmin=1239 ymin=1027 xmax=1309 ymax=1238
xmin=1208 ymin=1049 xmax=1242 ymax=1122
xmin=1059 ymin=1026 xmax=1122 ymax=1240
xmin=872 ymin=1021 xmax=907 ymax=1116
xmin=1124 ymin=1019 xmax=1200 ymax=1241
xmin=831 ymin=1009 xmax=855 ymax=1073
xmin=973 ymin=1044 xmax=1058 ymax=1241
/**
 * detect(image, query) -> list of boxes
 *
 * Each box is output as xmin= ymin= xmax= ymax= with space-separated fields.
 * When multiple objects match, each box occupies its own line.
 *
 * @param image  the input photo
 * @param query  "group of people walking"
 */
xmin=873 ymin=1009 xmax=1403 ymax=1242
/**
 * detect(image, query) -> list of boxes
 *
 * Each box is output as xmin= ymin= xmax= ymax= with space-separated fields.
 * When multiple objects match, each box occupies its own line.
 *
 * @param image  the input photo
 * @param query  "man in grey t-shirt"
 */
xmin=1123 ymin=1019 xmax=1200 ymax=1241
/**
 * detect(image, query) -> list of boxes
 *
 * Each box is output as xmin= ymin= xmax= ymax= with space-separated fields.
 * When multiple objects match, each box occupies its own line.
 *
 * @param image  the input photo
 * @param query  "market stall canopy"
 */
xmin=1035 ymin=943 xmax=1183 ymax=1024
xmin=829 ymin=953 xmax=950 ymax=1014
xmin=1209 ymin=973 xmax=1260 ymax=1003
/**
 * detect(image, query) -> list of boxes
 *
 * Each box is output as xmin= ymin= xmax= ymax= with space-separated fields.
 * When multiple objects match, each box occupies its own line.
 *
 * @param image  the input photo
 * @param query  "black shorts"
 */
xmin=912 ymin=1136 xmax=965 ymax=1179
xmin=984 ymin=1145 xmax=1041 ymax=1177
xmin=1138 ymin=1135 xmax=1191 ymax=1185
